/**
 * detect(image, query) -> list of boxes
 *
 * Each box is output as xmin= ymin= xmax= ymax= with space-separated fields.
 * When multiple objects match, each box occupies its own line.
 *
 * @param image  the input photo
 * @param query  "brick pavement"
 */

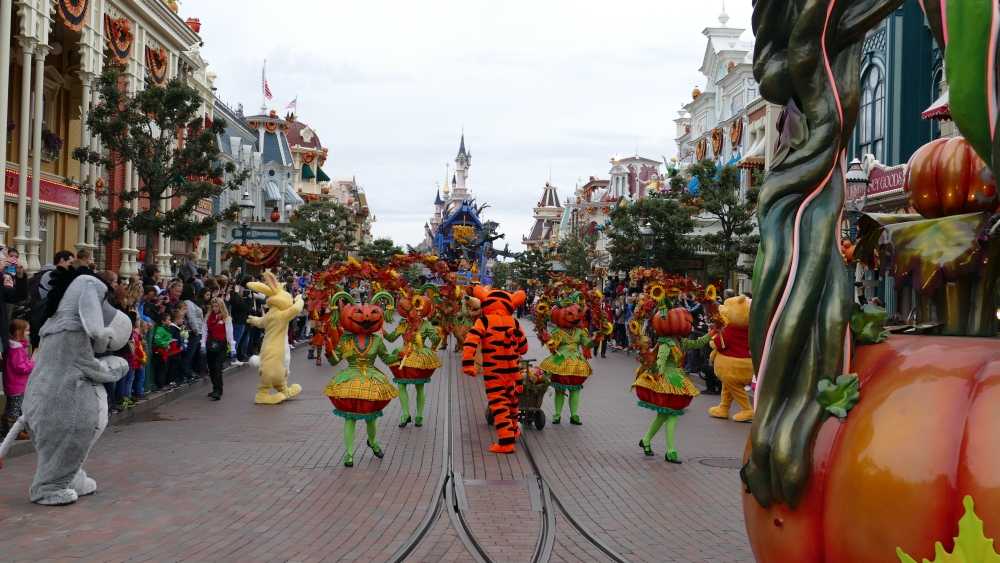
xmin=518 ymin=321 xmax=754 ymax=563
xmin=0 ymin=324 xmax=755 ymax=563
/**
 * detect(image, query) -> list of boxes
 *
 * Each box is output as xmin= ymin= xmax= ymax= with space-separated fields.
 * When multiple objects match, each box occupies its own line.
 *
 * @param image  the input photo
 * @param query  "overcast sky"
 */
xmin=191 ymin=0 xmax=755 ymax=249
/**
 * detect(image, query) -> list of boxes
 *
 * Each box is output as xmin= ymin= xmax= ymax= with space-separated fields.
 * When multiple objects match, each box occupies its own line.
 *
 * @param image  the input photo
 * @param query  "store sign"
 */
xmin=196 ymin=198 xmax=212 ymax=214
xmin=230 ymin=227 xmax=281 ymax=240
xmin=4 ymin=169 xmax=80 ymax=209
xmin=867 ymin=163 xmax=907 ymax=197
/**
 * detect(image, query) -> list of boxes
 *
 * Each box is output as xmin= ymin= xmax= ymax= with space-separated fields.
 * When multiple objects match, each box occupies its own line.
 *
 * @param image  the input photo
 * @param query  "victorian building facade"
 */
xmin=0 ymin=0 xmax=214 ymax=275
xmin=843 ymin=0 xmax=951 ymax=319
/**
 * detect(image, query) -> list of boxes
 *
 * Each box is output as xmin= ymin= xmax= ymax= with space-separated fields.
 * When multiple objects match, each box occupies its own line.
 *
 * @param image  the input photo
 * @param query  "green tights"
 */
xmin=397 ymin=383 xmax=427 ymax=423
xmin=553 ymin=389 xmax=582 ymax=421
xmin=641 ymin=413 xmax=681 ymax=459
xmin=343 ymin=418 xmax=379 ymax=464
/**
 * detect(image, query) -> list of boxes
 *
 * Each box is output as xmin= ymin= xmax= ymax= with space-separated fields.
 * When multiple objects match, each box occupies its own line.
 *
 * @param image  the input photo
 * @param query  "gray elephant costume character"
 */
xmin=0 ymin=269 xmax=131 ymax=505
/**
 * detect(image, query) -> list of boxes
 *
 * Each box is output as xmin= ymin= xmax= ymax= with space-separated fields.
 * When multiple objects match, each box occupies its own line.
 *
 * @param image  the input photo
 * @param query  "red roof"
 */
xmin=285 ymin=120 xmax=322 ymax=149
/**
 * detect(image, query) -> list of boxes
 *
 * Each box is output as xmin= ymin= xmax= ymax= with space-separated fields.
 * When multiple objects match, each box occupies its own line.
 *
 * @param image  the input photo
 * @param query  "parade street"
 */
xmin=0 ymin=325 xmax=751 ymax=563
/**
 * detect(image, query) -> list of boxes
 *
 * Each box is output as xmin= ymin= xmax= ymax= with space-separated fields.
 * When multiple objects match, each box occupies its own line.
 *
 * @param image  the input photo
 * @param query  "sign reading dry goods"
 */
xmin=867 ymin=163 xmax=907 ymax=196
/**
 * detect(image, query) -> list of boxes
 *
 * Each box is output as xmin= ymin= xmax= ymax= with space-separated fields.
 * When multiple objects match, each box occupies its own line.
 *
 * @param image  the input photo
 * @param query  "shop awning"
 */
xmin=316 ymin=166 xmax=331 ymax=182
xmin=285 ymin=185 xmax=305 ymax=206
xmin=739 ymin=135 xmax=766 ymax=169
xmin=263 ymin=180 xmax=282 ymax=202
xmin=921 ymin=90 xmax=950 ymax=121
xmin=301 ymin=163 xmax=315 ymax=180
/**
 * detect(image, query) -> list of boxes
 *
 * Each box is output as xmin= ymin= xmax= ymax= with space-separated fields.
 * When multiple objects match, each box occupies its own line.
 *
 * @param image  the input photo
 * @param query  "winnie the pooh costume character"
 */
xmin=0 ymin=268 xmax=131 ymax=505
xmin=707 ymin=295 xmax=753 ymax=422
xmin=247 ymin=271 xmax=304 ymax=405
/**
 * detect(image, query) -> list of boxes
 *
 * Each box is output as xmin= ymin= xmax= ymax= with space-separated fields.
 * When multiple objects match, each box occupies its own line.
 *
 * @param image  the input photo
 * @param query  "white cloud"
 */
xmin=191 ymin=0 xmax=755 ymax=248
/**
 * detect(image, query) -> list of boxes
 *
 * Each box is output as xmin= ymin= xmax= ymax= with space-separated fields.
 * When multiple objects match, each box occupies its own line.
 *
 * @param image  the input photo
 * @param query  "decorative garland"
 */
xmin=145 ymin=46 xmax=168 ymax=85
xmin=104 ymin=15 xmax=133 ymax=64
xmin=57 ymin=0 xmax=89 ymax=32
xmin=730 ymin=118 xmax=743 ymax=150
xmin=301 ymin=152 xmax=316 ymax=165
xmin=222 ymin=243 xmax=282 ymax=267
xmin=711 ymin=128 xmax=724 ymax=157
xmin=386 ymin=252 xmax=463 ymax=332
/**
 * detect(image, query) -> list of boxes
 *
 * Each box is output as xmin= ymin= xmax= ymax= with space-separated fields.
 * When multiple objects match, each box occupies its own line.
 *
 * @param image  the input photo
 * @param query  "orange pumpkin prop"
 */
xmin=651 ymin=307 xmax=693 ymax=338
xmin=743 ymin=335 xmax=1000 ymax=563
xmin=905 ymin=136 xmax=997 ymax=218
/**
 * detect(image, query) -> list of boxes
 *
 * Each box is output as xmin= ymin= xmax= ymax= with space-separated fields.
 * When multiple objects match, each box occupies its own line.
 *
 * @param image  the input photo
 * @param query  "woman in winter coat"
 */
xmin=200 ymin=297 xmax=235 ymax=400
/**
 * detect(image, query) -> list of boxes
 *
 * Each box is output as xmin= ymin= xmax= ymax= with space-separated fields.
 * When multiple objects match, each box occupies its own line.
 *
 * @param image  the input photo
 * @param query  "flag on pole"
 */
xmin=262 ymin=61 xmax=273 ymax=101
xmin=285 ymin=97 xmax=297 ymax=110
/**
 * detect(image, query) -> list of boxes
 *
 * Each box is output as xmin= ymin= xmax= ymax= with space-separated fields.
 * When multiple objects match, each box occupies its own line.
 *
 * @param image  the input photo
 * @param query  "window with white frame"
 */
xmin=857 ymin=64 xmax=885 ymax=161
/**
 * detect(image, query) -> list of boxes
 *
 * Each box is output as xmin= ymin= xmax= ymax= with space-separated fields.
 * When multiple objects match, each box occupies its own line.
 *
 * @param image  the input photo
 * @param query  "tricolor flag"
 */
xmin=262 ymin=61 xmax=273 ymax=101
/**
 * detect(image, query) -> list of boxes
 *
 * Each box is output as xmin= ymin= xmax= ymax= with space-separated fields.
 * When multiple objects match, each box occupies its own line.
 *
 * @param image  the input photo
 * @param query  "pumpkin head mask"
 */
xmin=551 ymin=291 xmax=586 ymax=329
xmin=330 ymin=291 xmax=395 ymax=335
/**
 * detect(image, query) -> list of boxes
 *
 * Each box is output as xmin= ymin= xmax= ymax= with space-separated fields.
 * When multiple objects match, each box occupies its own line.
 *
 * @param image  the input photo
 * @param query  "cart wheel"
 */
xmin=534 ymin=410 xmax=546 ymax=430
xmin=485 ymin=408 xmax=494 ymax=426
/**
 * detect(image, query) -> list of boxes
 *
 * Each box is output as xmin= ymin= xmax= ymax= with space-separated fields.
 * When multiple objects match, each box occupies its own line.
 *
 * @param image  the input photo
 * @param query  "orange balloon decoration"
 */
xmin=905 ymin=136 xmax=997 ymax=218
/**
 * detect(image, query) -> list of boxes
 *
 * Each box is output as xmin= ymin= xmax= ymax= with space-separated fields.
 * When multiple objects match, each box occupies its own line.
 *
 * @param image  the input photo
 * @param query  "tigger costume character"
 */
xmin=461 ymin=286 xmax=528 ymax=454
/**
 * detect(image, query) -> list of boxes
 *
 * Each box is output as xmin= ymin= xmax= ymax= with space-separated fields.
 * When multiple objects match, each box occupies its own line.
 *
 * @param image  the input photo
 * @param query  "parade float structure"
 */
xmin=431 ymin=200 xmax=504 ymax=285
xmin=743 ymin=1 xmax=1000 ymax=562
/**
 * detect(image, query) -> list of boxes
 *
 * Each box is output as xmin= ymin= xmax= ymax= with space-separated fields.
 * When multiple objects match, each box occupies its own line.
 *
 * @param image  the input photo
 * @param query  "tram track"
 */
xmin=390 ymin=350 xmax=630 ymax=563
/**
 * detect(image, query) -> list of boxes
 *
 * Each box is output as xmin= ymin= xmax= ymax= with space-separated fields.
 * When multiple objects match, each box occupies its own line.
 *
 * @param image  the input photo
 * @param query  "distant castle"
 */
xmin=422 ymin=134 xmax=472 ymax=249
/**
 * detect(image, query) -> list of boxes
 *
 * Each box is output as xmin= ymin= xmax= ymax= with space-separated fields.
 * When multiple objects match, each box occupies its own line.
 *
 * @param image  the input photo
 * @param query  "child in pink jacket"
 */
xmin=2 ymin=319 xmax=34 ymax=440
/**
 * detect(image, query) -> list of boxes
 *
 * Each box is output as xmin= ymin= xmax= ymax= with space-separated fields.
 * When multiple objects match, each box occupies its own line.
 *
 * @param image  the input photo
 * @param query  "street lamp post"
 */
xmin=844 ymin=158 xmax=869 ymax=303
xmin=639 ymin=223 xmax=653 ymax=267
xmin=238 ymin=190 xmax=255 ymax=245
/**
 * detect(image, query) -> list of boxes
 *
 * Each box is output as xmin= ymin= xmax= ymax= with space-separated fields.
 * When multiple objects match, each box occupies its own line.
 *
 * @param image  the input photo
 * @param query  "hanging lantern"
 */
xmin=270 ymin=207 xmax=281 ymax=222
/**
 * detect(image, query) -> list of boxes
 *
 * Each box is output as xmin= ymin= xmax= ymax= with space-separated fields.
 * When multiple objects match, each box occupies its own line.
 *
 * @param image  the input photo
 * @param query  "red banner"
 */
xmin=4 ymin=169 xmax=81 ymax=209
xmin=867 ymin=163 xmax=907 ymax=197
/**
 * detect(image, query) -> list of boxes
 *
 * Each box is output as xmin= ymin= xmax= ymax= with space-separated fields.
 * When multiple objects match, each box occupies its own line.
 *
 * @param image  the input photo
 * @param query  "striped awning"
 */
xmin=263 ymin=180 xmax=282 ymax=201
xmin=921 ymin=90 xmax=950 ymax=121
xmin=739 ymin=135 xmax=766 ymax=169
xmin=285 ymin=185 xmax=304 ymax=206
xmin=316 ymin=166 xmax=331 ymax=182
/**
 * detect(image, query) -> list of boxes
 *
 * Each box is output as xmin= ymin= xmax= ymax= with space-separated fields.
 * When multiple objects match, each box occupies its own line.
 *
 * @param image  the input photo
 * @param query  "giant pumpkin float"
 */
xmin=744 ymin=1 xmax=1000 ymax=561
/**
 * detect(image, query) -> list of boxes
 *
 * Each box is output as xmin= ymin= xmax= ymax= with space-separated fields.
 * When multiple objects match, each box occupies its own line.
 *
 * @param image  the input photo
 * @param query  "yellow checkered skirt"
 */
xmin=401 ymin=349 xmax=442 ymax=370
xmin=539 ymin=355 xmax=592 ymax=377
xmin=325 ymin=373 xmax=399 ymax=402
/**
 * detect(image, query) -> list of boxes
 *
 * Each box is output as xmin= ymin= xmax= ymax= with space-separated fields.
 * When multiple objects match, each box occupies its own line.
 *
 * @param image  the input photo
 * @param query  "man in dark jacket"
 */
xmin=229 ymin=282 xmax=252 ymax=362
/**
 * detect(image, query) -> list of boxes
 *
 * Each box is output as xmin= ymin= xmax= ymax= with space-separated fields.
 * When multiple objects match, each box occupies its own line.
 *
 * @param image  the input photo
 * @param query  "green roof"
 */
xmin=316 ymin=166 xmax=331 ymax=182
xmin=301 ymin=163 xmax=315 ymax=180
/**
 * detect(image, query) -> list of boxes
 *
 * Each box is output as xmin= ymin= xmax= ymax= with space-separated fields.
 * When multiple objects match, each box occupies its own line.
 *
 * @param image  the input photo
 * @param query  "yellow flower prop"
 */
xmin=649 ymin=283 xmax=667 ymax=302
xmin=628 ymin=319 xmax=642 ymax=335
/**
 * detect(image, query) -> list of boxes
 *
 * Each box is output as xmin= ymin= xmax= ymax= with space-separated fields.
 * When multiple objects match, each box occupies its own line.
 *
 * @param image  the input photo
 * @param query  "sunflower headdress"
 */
xmin=532 ymin=274 xmax=612 ymax=341
xmin=626 ymin=267 xmax=718 ymax=344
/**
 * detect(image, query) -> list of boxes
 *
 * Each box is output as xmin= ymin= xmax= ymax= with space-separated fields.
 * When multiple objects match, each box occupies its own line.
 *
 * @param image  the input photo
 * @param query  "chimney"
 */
xmin=185 ymin=18 xmax=201 ymax=34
